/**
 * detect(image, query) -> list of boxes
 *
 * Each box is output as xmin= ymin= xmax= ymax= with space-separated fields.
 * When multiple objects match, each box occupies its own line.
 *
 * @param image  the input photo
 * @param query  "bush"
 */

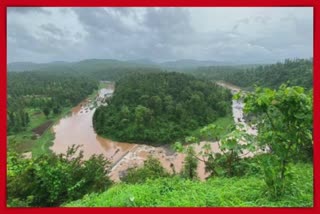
xmin=7 ymin=145 xmax=113 ymax=207
xmin=121 ymin=157 xmax=171 ymax=184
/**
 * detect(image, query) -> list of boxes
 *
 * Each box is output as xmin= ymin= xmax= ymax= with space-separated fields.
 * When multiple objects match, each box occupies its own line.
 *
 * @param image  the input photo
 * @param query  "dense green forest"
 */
xmin=8 ymin=59 xmax=164 ymax=81
xmin=189 ymin=58 xmax=312 ymax=90
xmin=7 ymin=71 xmax=98 ymax=134
xmin=9 ymin=58 xmax=313 ymax=90
xmin=93 ymin=72 xmax=232 ymax=144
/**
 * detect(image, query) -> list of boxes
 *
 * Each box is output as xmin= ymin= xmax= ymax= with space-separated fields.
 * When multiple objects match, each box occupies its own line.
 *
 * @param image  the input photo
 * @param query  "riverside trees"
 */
xmin=93 ymin=72 xmax=232 ymax=144
xmin=7 ymin=71 xmax=98 ymax=134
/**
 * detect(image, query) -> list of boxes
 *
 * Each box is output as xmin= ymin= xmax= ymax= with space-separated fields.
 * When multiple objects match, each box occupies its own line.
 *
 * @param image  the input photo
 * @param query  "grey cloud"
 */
xmin=70 ymin=7 xmax=195 ymax=61
xmin=8 ymin=21 xmax=79 ymax=62
xmin=40 ymin=23 xmax=66 ymax=37
xmin=232 ymin=18 xmax=250 ymax=32
xmin=7 ymin=7 xmax=313 ymax=64
xmin=8 ymin=7 xmax=51 ymax=15
xmin=72 ymin=8 xmax=135 ymax=34
xmin=144 ymin=8 xmax=192 ymax=33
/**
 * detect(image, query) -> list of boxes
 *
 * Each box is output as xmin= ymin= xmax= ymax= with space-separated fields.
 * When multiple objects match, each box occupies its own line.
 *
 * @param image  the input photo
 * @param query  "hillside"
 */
xmin=66 ymin=163 xmax=313 ymax=207
xmin=8 ymin=58 xmax=233 ymax=73
xmin=93 ymin=72 xmax=232 ymax=144
xmin=190 ymin=58 xmax=313 ymax=89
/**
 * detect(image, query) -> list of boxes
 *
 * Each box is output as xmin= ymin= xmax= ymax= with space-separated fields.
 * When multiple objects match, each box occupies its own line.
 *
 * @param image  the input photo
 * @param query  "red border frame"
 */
xmin=0 ymin=0 xmax=318 ymax=213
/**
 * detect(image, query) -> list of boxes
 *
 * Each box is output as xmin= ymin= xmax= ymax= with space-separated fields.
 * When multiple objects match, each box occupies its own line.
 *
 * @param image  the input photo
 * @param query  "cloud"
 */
xmin=7 ymin=7 xmax=313 ymax=64
xmin=40 ymin=23 xmax=66 ymax=37
xmin=8 ymin=7 xmax=51 ymax=15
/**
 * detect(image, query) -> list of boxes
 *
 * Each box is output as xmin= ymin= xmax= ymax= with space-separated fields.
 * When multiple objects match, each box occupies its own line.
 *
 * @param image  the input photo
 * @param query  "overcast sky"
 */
xmin=7 ymin=7 xmax=313 ymax=64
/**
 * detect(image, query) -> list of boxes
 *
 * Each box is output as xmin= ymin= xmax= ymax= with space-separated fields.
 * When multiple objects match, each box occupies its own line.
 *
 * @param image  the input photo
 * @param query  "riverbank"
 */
xmin=7 ymin=81 xmax=111 ymax=158
xmin=9 ymin=79 xmax=249 ymax=181
xmin=7 ymin=106 xmax=71 ymax=157
xmin=50 ymin=80 xmax=239 ymax=181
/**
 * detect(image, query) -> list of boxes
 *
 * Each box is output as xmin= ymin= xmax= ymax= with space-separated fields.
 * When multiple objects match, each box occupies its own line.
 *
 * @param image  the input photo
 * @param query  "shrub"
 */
xmin=7 ymin=145 xmax=113 ymax=207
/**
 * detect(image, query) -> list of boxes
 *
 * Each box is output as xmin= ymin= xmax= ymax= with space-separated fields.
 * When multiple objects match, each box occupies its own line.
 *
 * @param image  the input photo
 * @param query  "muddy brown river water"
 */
xmin=51 ymin=81 xmax=256 ymax=181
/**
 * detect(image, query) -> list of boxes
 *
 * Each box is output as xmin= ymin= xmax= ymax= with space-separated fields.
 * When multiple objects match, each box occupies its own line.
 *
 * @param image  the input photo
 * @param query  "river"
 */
xmin=50 ymin=81 xmax=255 ymax=181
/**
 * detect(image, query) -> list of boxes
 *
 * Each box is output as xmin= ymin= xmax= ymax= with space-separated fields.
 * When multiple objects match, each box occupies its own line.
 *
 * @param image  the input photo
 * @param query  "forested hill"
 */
xmin=8 ymin=58 xmax=232 ymax=73
xmin=189 ymin=58 xmax=313 ymax=89
xmin=7 ymin=59 xmax=157 ymax=72
xmin=93 ymin=72 xmax=232 ymax=144
xmin=8 ymin=60 xmax=164 ymax=81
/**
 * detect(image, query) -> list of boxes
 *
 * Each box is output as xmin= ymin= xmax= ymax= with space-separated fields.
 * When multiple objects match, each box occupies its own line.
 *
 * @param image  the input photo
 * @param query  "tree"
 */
xmin=53 ymin=106 xmax=61 ymax=115
xmin=181 ymin=146 xmax=198 ymax=180
xmin=240 ymin=85 xmax=313 ymax=197
xmin=43 ymin=107 xmax=50 ymax=118
xmin=134 ymin=105 xmax=153 ymax=126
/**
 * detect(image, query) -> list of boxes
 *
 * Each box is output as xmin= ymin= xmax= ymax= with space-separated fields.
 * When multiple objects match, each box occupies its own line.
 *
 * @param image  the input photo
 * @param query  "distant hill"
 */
xmin=7 ymin=59 xmax=157 ymax=72
xmin=7 ymin=58 xmax=233 ymax=72
xmin=7 ymin=61 xmax=70 ymax=72
xmin=189 ymin=58 xmax=313 ymax=90
xmin=160 ymin=59 xmax=233 ymax=70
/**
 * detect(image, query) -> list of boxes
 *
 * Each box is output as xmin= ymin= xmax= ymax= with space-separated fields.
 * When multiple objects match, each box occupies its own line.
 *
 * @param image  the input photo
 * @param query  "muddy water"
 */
xmin=51 ymin=81 xmax=255 ymax=182
xmin=51 ymin=84 xmax=136 ymax=162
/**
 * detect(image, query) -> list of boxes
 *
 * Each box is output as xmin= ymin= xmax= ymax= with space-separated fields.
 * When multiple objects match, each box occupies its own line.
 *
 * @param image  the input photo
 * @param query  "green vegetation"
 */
xmin=173 ymin=84 xmax=313 ymax=201
xmin=7 ymin=106 xmax=70 ymax=156
xmin=65 ymin=163 xmax=312 ymax=207
xmin=189 ymin=58 xmax=312 ymax=90
xmin=181 ymin=146 xmax=198 ymax=180
xmin=8 ymin=59 xmax=164 ymax=82
xmin=240 ymin=85 xmax=313 ymax=197
xmin=188 ymin=115 xmax=234 ymax=141
xmin=121 ymin=157 xmax=171 ymax=184
xmin=6 ymin=58 xmax=313 ymax=207
xmin=93 ymin=72 xmax=232 ymax=144
xmin=7 ymin=146 xmax=113 ymax=207
xmin=7 ymin=71 xmax=99 ymax=156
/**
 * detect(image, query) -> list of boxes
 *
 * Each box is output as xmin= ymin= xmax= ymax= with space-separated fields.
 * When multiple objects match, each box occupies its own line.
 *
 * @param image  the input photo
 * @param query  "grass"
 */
xmin=65 ymin=163 xmax=313 ymax=207
xmin=8 ymin=81 xmax=111 ymax=157
xmin=7 ymin=107 xmax=71 ymax=157
xmin=188 ymin=114 xmax=234 ymax=141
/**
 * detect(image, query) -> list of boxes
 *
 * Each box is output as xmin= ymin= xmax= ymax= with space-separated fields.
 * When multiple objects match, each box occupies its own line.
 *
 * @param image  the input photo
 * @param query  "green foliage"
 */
xmin=65 ymin=163 xmax=313 ymax=207
xmin=121 ymin=157 xmax=171 ymax=184
xmin=7 ymin=110 xmax=30 ymax=133
xmin=93 ymin=72 xmax=232 ymax=144
xmin=175 ymin=121 xmax=254 ymax=179
xmin=189 ymin=58 xmax=312 ymax=90
xmin=7 ymin=145 xmax=113 ymax=207
xmin=242 ymin=84 xmax=313 ymax=197
xmin=181 ymin=146 xmax=198 ymax=180
xmin=42 ymin=107 xmax=50 ymax=118
xmin=8 ymin=59 xmax=161 ymax=81
xmin=7 ymin=71 xmax=98 ymax=134
xmin=196 ymin=124 xmax=255 ymax=178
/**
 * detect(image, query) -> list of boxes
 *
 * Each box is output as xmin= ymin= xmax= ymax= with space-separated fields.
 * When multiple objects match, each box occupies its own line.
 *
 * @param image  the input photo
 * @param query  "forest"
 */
xmin=189 ymin=58 xmax=312 ymax=90
xmin=7 ymin=71 xmax=98 ymax=134
xmin=93 ymin=72 xmax=232 ymax=144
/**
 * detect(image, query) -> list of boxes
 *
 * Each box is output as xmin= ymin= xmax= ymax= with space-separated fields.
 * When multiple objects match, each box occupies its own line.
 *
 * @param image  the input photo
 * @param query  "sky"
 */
xmin=7 ymin=7 xmax=313 ymax=64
